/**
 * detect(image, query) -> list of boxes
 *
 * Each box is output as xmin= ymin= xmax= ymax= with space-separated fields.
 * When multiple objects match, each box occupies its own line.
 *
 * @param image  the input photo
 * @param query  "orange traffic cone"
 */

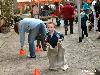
xmin=33 ymin=66 xmax=40 ymax=75
xmin=36 ymin=46 xmax=41 ymax=53
xmin=19 ymin=49 xmax=26 ymax=56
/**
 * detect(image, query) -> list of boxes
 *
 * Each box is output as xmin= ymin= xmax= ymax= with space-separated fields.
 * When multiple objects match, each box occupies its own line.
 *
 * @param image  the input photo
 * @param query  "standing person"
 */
xmin=91 ymin=0 xmax=98 ymax=31
xmin=80 ymin=9 xmax=88 ymax=39
xmin=54 ymin=2 xmax=62 ymax=27
xmin=88 ymin=9 xmax=94 ymax=31
xmin=46 ymin=22 xmax=68 ymax=71
xmin=94 ymin=0 xmax=100 ymax=39
xmin=59 ymin=2 xmax=75 ymax=35
xmin=43 ymin=4 xmax=49 ymax=16
xmin=14 ymin=18 xmax=47 ymax=58
xmin=30 ymin=4 xmax=39 ymax=18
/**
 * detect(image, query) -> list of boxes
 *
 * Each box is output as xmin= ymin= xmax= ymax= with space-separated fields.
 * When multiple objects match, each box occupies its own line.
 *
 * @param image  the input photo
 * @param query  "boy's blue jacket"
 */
xmin=46 ymin=31 xmax=64 ymax=48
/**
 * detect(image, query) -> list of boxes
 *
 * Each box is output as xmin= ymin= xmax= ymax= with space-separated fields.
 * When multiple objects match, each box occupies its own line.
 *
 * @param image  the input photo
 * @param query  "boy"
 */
xmin=46 ymin=22 xmax=68 ymax=71
xmin=80 ymin=9 xmax=88 ymax=39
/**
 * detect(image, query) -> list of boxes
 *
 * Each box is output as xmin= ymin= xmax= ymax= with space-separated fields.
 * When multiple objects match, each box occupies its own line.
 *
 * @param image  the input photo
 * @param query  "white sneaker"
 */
xmin=61 ymin=64 xmax=69 ymax=71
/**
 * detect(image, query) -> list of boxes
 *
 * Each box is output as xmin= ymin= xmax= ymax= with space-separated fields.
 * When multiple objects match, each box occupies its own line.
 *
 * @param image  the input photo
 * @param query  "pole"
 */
xmin=77 ymin=0 xmax=82 ymax=42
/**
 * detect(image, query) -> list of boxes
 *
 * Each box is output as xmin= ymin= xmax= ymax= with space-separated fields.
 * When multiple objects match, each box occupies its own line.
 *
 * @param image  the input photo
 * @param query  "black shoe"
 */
xmin=65 ymin=27 xmax=68 ymax=35
xmin=86 ymin=34 xmax=88 ymax=37
xmin=57 ymin=24 xmax=60 ymax=26
xmin=49 ymin=68 xmax=58 ymax=71
xmin=96 ymin=29 xmax=98 ymax=31
xmin=31 ymin=56 xmax=36 ymax=58
xmin=82 ymin=36 xmax=84 ymax=39
xmin=70 ymin=32 xmax=73 ymax=34
xmin=36 ymin=45 xmax=41 ymax=48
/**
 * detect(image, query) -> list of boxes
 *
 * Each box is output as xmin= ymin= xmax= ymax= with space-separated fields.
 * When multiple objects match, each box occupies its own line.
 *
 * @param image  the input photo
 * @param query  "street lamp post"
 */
xmin=77 ymin=0 xmax=82 ymax=42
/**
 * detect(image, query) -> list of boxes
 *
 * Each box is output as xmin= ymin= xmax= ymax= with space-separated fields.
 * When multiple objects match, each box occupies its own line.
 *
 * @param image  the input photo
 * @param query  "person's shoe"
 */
xmin=27 ymin=55 xmax=36 ymax=58
xmin=43 ymin=49 xmax=47 ymax=51
xmin=65 ymin=27 xmax=68 ymax=35
xmin=82 ymin=36 xmax=84 ymax=39
xmin=36 ymin=45 xmax=41 ymax=48
xmin=96 ymin=29 xmax=98 ymax=31
xmin=30 ymin=56 xmax=36 ymax=58
xmin=61 ymin=64 xmax=69 ymax=71
xmin=70 ymin=32 xmax=73 ymax=34
xmin=49 ymin=67 xmax=58 ymax=71
xmin=86 ymin=34 xmax=88 ymax=37
xmin=57 ymin=24 xmax=60 ymax=27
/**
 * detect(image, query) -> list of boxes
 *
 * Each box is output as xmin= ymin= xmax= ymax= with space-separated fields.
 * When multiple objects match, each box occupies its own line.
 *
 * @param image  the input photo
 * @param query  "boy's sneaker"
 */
xmin=61 ymin=64 xmax=69 ymax=71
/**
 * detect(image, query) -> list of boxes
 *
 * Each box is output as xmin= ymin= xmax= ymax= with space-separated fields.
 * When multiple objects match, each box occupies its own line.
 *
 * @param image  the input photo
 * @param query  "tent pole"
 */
xmin=77 ymin=0 xmax=82 ymax=42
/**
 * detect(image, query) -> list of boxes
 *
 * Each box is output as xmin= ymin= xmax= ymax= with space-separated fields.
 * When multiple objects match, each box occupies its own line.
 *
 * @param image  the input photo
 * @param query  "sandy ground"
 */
xmin=0 ymin=19 xmax=100 ymax=75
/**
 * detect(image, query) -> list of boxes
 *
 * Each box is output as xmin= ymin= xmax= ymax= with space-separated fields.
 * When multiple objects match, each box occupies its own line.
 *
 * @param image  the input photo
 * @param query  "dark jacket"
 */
xmin=94 ymin=1 xmax=100 ymax=18
xmin=89 ymin=12 xmax=94 ymax=23
xmin=46 ymin=31 xmax=64 ymax=48
xmin=81 ymin=12 xmax=88 ymax=26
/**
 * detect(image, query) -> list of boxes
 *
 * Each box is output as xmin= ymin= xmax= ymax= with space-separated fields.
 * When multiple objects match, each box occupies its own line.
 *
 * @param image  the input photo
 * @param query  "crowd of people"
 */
xmin=13 ymin=0 xmax=100 ymax=72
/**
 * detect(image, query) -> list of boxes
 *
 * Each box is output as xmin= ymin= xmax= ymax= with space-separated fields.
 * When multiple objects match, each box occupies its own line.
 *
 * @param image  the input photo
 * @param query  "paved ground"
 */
xmin=0 ymin=19 xmax=100 ymax=75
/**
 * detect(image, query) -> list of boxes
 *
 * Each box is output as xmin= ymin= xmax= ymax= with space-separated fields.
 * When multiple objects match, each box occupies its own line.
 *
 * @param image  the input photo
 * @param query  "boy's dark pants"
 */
xmin=81 ymin=25 xmax=88 ymax=39
xmin=36 ymin=34 xmax=46 ymax=51
xmin=64 ymin=19 xmax=74 ymax=35
xmin=36 ymin=23 xmax=47 ymax=51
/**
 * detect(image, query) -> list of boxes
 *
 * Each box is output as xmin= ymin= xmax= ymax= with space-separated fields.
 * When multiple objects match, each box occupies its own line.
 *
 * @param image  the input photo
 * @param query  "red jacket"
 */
xmin=59 ymin=3 xmax=75 ymax=20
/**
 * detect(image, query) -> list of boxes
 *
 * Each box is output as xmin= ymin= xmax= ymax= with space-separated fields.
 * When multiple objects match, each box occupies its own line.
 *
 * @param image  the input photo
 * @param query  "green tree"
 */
xmin=0 ymin=0 xmax=17 ymax=33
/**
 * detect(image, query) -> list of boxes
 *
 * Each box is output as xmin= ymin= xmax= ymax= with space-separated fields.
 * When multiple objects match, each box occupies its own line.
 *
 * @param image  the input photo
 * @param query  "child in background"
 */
xmin=80 ymin=9 xmax=88 ymax=39
xmin=46 ymin=22 xmax=68 ymax=71
xmin=88 ymin=9 xmax=94 ymax=31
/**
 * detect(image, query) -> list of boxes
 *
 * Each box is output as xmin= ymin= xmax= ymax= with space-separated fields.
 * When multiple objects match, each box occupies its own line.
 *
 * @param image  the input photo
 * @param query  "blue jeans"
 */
xmin=28 ymin=23 xmax=46 ymax=56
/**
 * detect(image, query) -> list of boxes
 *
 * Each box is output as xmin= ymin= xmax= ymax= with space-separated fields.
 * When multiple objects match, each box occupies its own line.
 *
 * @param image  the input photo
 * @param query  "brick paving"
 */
xmin=0 ymin=19 xmax=100 ymax=75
